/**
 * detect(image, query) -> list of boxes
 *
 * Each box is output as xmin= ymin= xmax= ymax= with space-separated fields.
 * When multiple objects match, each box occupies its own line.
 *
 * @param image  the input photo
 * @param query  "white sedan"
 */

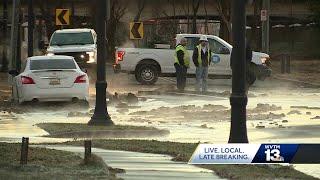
xmin=9 ymin=55 xmax=89 ymax=104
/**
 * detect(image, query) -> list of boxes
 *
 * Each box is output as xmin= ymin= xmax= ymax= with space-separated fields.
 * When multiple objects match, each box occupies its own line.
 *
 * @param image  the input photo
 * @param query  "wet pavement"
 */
xmin=1 ymin=68 xmax=320 ymax=179
xmin=38 ymin=145 xmax=221 ymax=180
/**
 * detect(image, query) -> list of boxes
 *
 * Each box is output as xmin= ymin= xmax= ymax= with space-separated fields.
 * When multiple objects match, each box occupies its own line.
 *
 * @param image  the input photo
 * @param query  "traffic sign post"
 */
xmin=130 ymin=22 xmax=144 ymax=39
xmin=56 ymin=9 xmax=70 ymax=26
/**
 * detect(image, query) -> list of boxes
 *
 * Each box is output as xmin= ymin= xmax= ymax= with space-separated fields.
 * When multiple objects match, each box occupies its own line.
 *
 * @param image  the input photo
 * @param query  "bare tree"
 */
xmin=168 ymin=0 xmax=176 ymax=20
xmin=182 ymin=0 xmax=191 ymax=33
xmin=215 ymin=0 xmax=232 ymax=42
xmin=39 ymin=0 xmax=56 ymax=39
xmin=203 ymin=0 xmax=209 ymax=34
xmin=134 ymin=0 xmax=146 ymax=22
xmin=107 ymin=0 xmax=127 ymax=61
xmin=192 ymin=0 xmax=201 ymax=34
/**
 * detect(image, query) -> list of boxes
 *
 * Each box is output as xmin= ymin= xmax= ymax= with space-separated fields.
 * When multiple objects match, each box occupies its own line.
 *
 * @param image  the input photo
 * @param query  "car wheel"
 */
xmin=79 ymin=100 xmax=89 ymax=108
xmin=135 ymin=64 xmax=158 ymax=85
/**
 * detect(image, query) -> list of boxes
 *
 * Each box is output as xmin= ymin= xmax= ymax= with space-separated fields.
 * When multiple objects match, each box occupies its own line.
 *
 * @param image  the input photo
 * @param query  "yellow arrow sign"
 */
xmin=130 ymin=22 xmax=143 ymax=39
xmin=56 ymin=9 xmax=70 ymax=25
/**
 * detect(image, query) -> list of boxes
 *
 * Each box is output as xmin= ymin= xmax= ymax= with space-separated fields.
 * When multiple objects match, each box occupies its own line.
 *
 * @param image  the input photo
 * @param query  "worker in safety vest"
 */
xmin=192 ymin=35 xmax=212 ymax=93
xmin=174 ymin=37 xmax=190 ymax=92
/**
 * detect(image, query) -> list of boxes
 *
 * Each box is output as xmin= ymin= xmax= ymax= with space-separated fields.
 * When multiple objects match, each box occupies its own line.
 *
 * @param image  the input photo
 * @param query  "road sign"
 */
xmin=56 ymin=9 xmax=70 ymax=25
xmin=261 ymin=10 xmax=268 ymax=21
xmin=130 ymin=22 xmax=143 ymax=39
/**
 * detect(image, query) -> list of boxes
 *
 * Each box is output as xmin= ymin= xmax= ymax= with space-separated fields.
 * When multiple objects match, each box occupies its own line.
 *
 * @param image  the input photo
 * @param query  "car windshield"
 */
xmin=50 ymin=32 xmax=94 ymax=46
xmin=30 ymin=59 xmax=77 ymax=70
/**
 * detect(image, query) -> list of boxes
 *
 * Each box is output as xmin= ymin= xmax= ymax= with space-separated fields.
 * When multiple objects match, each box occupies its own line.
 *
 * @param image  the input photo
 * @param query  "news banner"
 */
xmin=189 ymin=144 xmax=320 ymax=164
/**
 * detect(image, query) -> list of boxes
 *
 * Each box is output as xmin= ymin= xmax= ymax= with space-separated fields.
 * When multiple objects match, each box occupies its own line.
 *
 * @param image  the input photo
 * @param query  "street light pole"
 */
xmin=88 ymin=0 xmax=114 ymax=126
xmin=27 ymin=0 xmax=34 ymax=57
xmin=228 ymin=0 xmax=248 ymax=143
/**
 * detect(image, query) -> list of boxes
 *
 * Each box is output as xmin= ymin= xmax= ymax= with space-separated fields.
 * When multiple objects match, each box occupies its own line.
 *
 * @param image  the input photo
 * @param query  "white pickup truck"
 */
xmin=46 ymin=29 xmax=97 ymax=66
xmin=114 ymin=34 xmax=271 ymax=85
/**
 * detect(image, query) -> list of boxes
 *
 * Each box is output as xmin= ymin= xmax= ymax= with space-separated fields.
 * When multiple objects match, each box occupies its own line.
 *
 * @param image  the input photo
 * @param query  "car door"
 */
xmin=208 ymin=38 xmax=231 ymax=75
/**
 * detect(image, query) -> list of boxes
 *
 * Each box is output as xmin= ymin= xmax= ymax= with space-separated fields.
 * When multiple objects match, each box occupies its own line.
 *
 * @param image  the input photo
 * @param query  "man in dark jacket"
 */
xmin=174 ymin=38 xmax=190 ymax=91
xmin=192 ymin=35 xmax=212 ymax=93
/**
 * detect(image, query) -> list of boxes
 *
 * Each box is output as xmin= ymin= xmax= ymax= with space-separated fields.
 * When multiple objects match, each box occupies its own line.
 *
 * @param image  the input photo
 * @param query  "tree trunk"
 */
xmin=217 ymin=0 xmax=232 ymax=42
xmin=134 ymin=0 xmax=146 ymax=22
xmin=192 ymin=0 xmax=200 ymax=34
xmin=252 ymin=0 xmax=262 ymax=51
xmin=187 ymin=0 xmax=190 ymax=33
xmin=203 ymin=0 xmax=208 ymax=34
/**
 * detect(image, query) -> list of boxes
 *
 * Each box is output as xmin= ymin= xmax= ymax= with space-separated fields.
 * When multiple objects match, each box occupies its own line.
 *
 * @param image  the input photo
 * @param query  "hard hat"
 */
xmin=199 ymin=35 xmax=208 ymax=42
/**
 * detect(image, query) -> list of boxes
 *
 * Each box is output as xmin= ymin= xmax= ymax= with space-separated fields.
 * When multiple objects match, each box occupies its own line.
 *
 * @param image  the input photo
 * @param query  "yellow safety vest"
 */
xmin=196 ymin=45 xmax=211 ymax=66
xmin=174 ymin=45 xmax=190 ymax=66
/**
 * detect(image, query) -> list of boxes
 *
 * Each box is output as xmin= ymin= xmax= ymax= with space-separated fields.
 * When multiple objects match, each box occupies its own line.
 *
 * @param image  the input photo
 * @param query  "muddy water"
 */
xmin=0 ymin=86 xmax=319 ymax=178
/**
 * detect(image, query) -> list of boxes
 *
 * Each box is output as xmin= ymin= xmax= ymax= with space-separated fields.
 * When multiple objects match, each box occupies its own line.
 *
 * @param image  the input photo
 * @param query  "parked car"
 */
xmin=9 ymin=55 xmax=89 ymax=104
xmin=114 ymin=33 xmax=272 ymax=85
xmin=46 ymin=28 xmax=97 ymax=66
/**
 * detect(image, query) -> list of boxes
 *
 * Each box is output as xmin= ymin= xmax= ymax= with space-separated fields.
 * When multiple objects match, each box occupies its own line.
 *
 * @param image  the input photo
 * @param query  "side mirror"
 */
xmin=82 ymin=68 xmax=88 ymax=73
xmin=219 ymin=47 xmax=230 ymax=54
xmin=8 ymin=70 xmax=19 ymax=76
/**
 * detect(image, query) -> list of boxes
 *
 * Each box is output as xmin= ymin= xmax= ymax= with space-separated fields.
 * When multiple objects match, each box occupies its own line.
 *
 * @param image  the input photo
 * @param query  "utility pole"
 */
xmin=228 ymin=0 xmax=248 ymax=143
xmin=28 ymin=0 xmax=34 ymax=57
xmin=88 ymin=0 xmax=114 ymax=126
xmin=1 ymin=0 xmax=8 ymax=72
xmin=261 ymin=0 xmax=270 ymax=54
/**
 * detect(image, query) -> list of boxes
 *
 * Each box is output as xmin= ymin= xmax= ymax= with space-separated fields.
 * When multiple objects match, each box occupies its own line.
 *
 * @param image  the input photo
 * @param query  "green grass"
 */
xmin=60 ymin=139 xmax=317 ymax=180
xmin=37 ymin=123 xmax=169 ymax=138
xmin=0 ymin=142 xmax=117 ymax=180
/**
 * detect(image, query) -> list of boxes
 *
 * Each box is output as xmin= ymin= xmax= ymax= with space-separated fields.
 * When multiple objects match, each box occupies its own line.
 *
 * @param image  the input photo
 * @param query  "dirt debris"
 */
xmin=256 ymin=125 xmax=266 ymax=129
xmin=129 ymin=103 xmax=287 ymax=122
xmin=108 ymin=92 xmax=141 ymax=106
xmin=291 ymin=106 xmax=320 ymax=110
xmin=200 ymin=124 xmax=208 ymax=128
xmin=248 ymin=112 xmax=286 ymax=120
xmin=311 ymin=116 xmax=320 ymax=120
xmin=248 ymin=103 xmax=282 ymax=114
xmin=287 ymin=110 xmax=302 ymax=115
xmin=67 ymin=112 xmax=90 ymax=117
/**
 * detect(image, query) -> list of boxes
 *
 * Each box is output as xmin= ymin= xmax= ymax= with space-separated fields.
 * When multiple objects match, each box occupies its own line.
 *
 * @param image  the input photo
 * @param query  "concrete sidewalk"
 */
xmin=40 ymin=145 xmax=222 ymax=180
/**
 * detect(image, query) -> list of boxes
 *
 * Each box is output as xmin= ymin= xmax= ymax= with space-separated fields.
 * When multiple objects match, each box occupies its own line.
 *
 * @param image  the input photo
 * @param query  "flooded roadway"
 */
xmin=0 ymin=70 xmax=320 ymax=178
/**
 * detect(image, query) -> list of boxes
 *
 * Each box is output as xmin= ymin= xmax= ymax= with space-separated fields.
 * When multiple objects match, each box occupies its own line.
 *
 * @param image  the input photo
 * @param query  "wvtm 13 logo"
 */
xmin=264 ymin=145 xmax=284 ymax=162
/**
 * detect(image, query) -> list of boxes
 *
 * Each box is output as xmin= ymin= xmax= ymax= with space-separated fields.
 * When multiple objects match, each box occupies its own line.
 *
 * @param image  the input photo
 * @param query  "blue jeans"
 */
xmin=196 ymin=66 xmax=208 ymax=92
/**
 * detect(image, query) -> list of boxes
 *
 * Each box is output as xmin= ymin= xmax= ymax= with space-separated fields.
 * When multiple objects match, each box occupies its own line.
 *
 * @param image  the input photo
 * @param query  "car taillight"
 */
xmin=21 ymin=76 xmax=35 ymax=84
xmin=116 ymin=51 xmax=125 ymax=62
xmin=74 ymin=75 xmax=87 ymax=83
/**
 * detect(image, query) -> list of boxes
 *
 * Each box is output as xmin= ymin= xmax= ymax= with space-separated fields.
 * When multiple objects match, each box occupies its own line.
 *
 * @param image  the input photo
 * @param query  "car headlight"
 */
xmin=86 ymin=51 xmax=96 ymax=63
xmin=47 ymin=53 xmax=54 ymax=56
xmin=86 ymin=52 xmax=95 ymax=57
